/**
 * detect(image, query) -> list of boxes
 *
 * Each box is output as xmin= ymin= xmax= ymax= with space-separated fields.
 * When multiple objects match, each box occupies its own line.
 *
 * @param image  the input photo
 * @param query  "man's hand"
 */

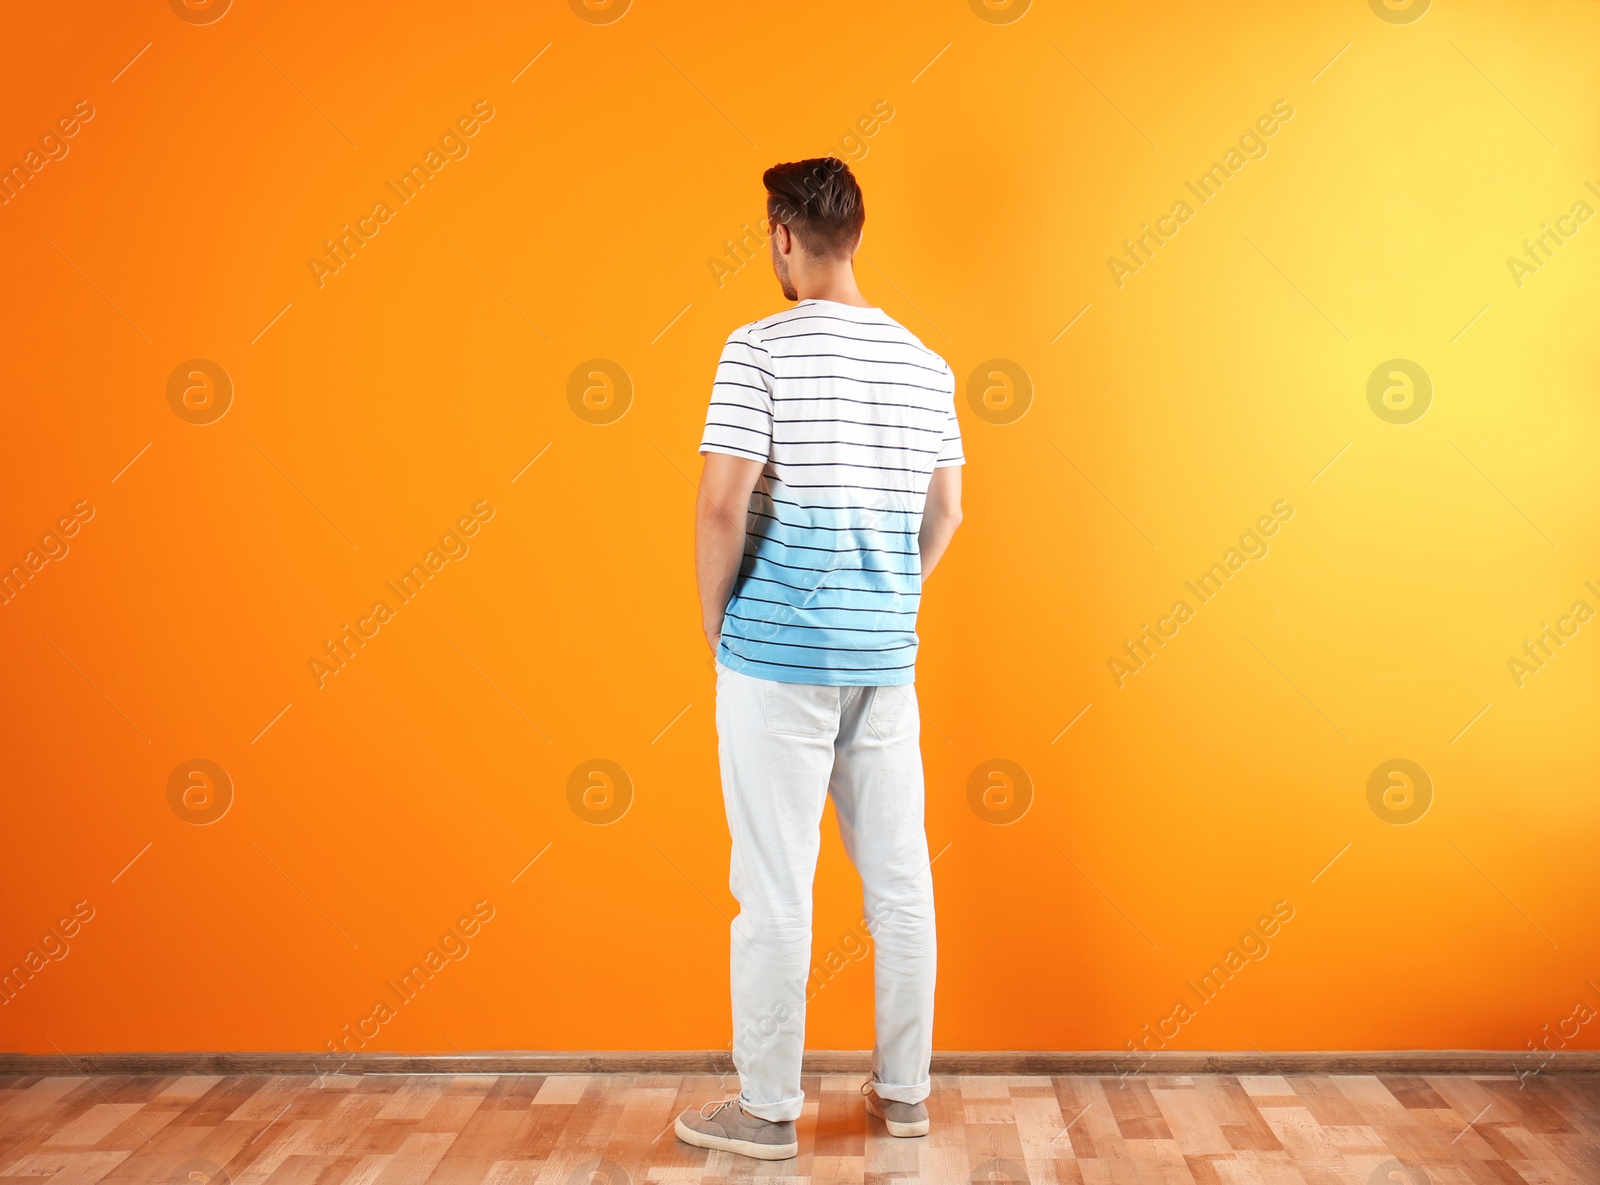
xmin=696 ymin=452 xmax=765 ymax=660
xmin=919 ymin=464 xmax=964 ymax=580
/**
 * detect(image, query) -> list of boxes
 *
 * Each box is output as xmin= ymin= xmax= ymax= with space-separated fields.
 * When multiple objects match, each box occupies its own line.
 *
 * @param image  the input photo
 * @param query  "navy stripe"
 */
xmin=719 ymin=629 xmax=916 ymax=654
xmin=751 ymin=510 xmax=917 ymax=537
xmin=735 ymin=573 xmax=921 ymax=599
xmin=768 ymin=352 xmax=949 ymax=377
xmin=774 ymin=437 xmax=939 ymax=455
xmin=712 ymin=380 xmax=770 ymax=396
xmin=772 ymin=458 xmax=932 ymax=475
xmin=743 ymin=554 xmax=918 ymax=579
xmin=724 ymin=610 xmax=914 ymax=634
xmin=752 ymin=536 xmax=919 ymax=558
xmin=755 ymin=312 xmax=899 ymax=331
xmin=718 ymin=641 xmax=917 ymax=673
xmin=717 ymin=359 xmax=778 ymax=379
xmin=759 ymin=491 xmax=920 ymax=516
xmin=772 ymin=479 xmax=935 ymax=495
xmin=763 ymin=327 xmax=945 ymax=352
xmin=733 ymin=592 xmax=918 ymax=617
xmin=772 ymin=376 xmax=952 ymax=396
xmin=703 ymin=421 xmax=769 ymax=438
xmin=769 ymin=415 xmax=945 ymax=435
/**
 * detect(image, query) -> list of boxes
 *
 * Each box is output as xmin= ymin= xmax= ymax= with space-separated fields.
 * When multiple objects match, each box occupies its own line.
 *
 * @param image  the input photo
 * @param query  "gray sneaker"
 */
xmin=864 ymin=1086 xmax=929 ymax=1137
xmin=674 ymin=1099 xmax=799 ymax=1160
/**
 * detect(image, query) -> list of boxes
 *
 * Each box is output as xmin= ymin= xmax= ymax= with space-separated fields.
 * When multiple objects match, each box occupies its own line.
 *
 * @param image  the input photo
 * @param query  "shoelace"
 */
xmin=699 ymin=1098 xmax=739 ymax=1120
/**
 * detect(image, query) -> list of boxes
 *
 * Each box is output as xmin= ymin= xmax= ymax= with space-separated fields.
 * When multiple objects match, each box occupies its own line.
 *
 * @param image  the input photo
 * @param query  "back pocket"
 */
xmin=762 ymin=681 xmax=839 ymax=738
xmin=866 ymin=683 xmax=919 ymax=740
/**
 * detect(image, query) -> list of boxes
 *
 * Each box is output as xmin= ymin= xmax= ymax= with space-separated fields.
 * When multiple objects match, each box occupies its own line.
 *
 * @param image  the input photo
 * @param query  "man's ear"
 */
xmin=772 ymin=222 xmax=791 ymax=254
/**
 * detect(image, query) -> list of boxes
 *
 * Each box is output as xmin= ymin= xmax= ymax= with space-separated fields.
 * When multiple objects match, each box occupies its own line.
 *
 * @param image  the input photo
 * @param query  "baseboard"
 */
xmin=2 ymin=1049 xmax=1596 ymax=1076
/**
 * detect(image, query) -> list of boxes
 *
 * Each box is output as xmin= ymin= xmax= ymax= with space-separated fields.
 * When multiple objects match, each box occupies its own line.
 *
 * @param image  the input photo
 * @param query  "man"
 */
xmin=675 ymin=157 xmax=964 ymax=1161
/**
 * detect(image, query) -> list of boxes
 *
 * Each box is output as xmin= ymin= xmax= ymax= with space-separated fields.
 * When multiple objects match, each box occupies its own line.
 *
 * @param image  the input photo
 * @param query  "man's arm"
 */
xmin=696 ymin=452 xmax=765 ymax=652
xmin=919 ymin=464 xmax=964 ymax=580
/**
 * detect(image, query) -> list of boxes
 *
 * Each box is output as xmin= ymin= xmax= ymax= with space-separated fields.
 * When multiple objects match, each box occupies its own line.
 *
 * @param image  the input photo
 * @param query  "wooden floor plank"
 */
xmin=1251 ymin=1101 xmax=1351 ymax=1185
xmin=1011 ymin=1091 xmax=1070 ymax=1169
xmin=1205 ymin=1077 xmax=1283 ymax=1154
xmin=1379 ymin=1075 xmax=1452 ymax=1111
xmin=1153 ymin=1082 xmax=1237 ymax=1158
xmin=1101 ymin=1077 xmax=1175 ymax=1141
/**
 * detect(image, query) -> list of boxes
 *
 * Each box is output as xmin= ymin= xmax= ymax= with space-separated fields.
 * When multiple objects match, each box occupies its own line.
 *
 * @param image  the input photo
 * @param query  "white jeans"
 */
xmin=714 ymin=660 xmax=936 ymax=1122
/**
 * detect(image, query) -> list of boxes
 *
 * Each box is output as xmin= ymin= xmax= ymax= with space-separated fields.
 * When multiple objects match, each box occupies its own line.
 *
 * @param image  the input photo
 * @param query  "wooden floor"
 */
xmin=1 ymin=1070 xmax=1597 ymax=1184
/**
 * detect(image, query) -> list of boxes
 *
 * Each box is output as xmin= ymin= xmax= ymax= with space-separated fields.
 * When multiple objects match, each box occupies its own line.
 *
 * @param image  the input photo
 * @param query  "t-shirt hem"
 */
xmin=715 ymin=648 xmax=915 ymax=687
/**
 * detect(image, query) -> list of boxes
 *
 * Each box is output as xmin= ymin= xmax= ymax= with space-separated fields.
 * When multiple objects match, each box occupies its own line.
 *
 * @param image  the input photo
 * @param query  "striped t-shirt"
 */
xmin=699 ymin=297 xmax=964 ymax=686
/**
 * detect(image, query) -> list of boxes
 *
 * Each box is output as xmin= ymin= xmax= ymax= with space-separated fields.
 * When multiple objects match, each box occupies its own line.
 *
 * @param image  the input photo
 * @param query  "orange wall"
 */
xmin=2 ymin=0 xmax=1598 ymax=1058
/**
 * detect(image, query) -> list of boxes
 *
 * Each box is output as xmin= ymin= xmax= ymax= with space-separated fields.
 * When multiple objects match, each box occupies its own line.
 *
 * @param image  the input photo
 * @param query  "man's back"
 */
xmin=699 ymin=297 xmax=964 ymax=686
xmin=682 ymin=156 xmax=957 ymax=1161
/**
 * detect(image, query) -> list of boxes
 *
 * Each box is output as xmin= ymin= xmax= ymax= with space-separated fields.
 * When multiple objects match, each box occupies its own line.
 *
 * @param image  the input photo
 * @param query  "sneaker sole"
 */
xmin=865 ymin=1097 xmax=930 ymax=1138
xmin=674 ymin=1114 xmax=798 ymax=1160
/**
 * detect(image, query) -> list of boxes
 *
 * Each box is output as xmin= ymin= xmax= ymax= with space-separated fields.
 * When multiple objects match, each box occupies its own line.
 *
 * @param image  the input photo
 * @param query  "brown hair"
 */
xmin=763 ymin=157 xmax=865 ymax=259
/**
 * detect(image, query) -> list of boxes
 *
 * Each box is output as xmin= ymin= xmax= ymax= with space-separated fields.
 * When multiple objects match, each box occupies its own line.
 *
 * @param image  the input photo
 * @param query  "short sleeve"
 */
xmin=699 ymin=326 xmax=774 ymax=463
xmin=934 ymin=402 xmax=965 ymax=468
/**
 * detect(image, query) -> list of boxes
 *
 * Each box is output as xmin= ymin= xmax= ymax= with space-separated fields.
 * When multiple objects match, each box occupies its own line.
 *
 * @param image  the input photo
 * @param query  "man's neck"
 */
xmin=793 ymin=264 xmax=872 ymax=308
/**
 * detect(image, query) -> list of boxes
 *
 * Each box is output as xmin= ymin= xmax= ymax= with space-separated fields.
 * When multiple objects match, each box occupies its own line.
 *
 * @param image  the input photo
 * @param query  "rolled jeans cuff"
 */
xmin=739 ymin=1091 xmax=804 ymax=1123
xmin=870 ymin=1078 xmax=931 ymax=1106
